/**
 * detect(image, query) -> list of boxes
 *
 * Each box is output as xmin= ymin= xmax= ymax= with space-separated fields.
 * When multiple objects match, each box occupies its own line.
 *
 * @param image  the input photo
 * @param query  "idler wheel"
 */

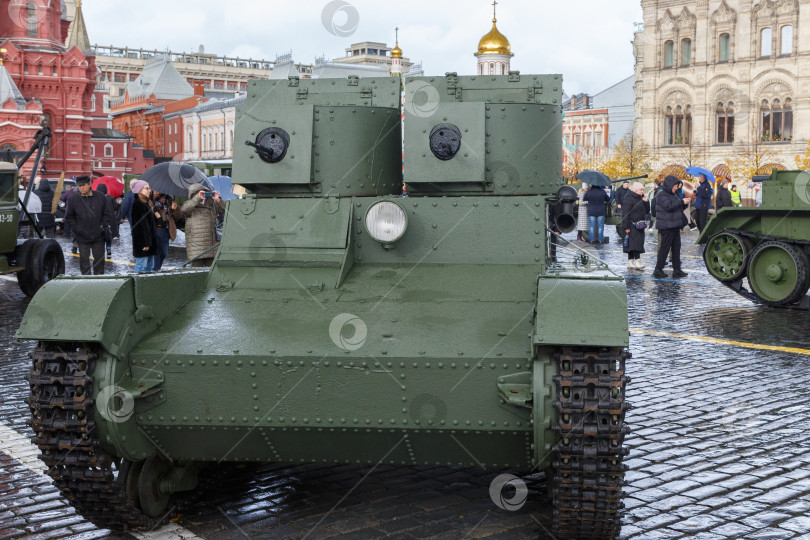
xmin=429 ymin=123 xmax=462 ymax=160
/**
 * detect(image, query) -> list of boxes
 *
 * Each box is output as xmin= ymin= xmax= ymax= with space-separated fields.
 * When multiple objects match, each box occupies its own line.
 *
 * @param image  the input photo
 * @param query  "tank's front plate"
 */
xmin=130 ymin=265 xmax=539 ymax=468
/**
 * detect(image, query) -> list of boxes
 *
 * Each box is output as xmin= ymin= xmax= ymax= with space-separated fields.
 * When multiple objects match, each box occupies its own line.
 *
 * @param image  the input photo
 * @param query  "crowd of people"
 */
xmin=20 ymin=175 xmax=224 ymax=275
xmin=575 ymin=172 xmax=746 ymax=279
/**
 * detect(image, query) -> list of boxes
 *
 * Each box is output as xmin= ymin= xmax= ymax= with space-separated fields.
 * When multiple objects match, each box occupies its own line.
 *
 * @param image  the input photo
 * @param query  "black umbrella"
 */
xmin=576 ymin=170 xmax=611 ymax=187
xmin=138 ymin=162 xmax=212 ymax=197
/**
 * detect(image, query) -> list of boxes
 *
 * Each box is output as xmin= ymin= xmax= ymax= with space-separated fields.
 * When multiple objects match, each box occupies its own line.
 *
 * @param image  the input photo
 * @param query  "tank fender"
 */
xmin=532 ymin=276 xmax=629 ymax=348
xmin=16 ymin=271 xmax=208 ymax=356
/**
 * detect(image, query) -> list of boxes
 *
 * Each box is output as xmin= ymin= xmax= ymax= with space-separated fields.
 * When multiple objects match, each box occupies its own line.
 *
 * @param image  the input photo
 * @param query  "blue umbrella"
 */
xmin=208 ymin=175 xmax=239 ymax=201
xmin=686 ymin=166 xmax=715 ymax=183
xmin=576 ymin=170 xmax=611 ymax=187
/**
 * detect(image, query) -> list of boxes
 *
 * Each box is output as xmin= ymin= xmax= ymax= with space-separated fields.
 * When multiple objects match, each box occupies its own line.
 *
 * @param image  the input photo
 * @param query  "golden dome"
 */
xmin=391 ymin=42 xmax=403 ymax=58
xmin=477 ymin=18 xmax=513 ymax=56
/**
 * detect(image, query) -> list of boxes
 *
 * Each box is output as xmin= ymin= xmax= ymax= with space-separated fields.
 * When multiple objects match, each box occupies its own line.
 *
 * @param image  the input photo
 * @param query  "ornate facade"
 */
xmin=634 ymin=0 xmax=808 ymax=172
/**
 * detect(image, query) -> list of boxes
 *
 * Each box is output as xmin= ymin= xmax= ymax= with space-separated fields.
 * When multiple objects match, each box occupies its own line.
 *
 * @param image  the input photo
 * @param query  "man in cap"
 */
xmin=65 ymin=175 xmax=114 ymax=275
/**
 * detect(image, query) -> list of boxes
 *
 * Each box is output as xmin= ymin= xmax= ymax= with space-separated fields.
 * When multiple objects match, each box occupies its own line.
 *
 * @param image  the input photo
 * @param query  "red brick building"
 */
xmin=0 ymin=0 xmax=97 ymax=177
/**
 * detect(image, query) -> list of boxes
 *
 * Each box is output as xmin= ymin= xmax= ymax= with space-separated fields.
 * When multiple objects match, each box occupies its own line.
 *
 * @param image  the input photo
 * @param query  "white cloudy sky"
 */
xmin=82 ymin=0 xmax=642 ymax=95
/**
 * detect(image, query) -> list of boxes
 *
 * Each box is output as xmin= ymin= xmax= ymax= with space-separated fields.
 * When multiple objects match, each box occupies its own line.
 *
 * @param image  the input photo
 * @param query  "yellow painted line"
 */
xmin=630 ymin=328 xmax=810 ymax=356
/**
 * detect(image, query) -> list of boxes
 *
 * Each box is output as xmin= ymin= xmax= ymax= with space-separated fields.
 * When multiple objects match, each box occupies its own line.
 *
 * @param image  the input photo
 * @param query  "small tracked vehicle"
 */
xmin=698 ymin=169 xmax=810 ymax=307
xmin=20 ymin=73 xmax=631 ymax=538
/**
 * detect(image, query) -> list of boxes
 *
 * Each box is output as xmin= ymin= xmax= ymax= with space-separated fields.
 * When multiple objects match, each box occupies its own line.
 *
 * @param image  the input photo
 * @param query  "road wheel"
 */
xmin=14 ymin=239 xmax=39 ymax=297
xmin=20 ymin=239 xmax=65 ymax=296
xmin=138 ymin=455 xmax=172 ymax=518
xmin=747 ymin=240 xmax=810 ymax=306
xmin=704 ymin=232 xmax=750 ymax=282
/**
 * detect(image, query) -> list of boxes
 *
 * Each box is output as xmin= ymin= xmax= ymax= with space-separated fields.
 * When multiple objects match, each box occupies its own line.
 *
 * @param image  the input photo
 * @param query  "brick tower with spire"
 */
xmin=0 ymin=0 xmax=97 ymax=177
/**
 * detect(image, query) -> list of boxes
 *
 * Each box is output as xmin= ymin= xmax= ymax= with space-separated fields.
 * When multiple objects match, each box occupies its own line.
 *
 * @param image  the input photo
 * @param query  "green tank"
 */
xmin=19 ymin=73 xmax=631 ymax=538
xmin=698 ymin=169 xmax=810 ymax=307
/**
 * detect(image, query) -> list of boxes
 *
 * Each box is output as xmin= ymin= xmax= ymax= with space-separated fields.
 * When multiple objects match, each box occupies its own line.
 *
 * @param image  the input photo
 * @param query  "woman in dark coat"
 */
xmin=621 ymin=182 xmax=649 ymax=270
xmin=129 ymin=179 xmax=158 ymax=273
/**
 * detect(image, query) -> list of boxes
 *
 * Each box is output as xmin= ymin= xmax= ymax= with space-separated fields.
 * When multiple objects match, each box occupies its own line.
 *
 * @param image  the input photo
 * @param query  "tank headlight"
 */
xmin=365 ymin=201 xmax=407 ymax=246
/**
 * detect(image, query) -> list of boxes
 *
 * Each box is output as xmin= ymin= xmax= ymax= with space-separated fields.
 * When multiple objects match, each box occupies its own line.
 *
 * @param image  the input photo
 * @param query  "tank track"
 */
xmin=551 ymin=347 xmax=630 ymax=539
xmin=26 ymin=343 xmax=159 ymax=533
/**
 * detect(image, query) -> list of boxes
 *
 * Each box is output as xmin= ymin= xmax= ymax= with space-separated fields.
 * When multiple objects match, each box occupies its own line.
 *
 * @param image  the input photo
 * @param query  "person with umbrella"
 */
xmin=151 ymin=189 xmax=181 ymax=271
xmin=577 ymin=170 xmax=611 ymax=244
xmin=181 ymin=183 xmax=225 ymax=267
xmin=686 ymin=166 xmax=714 ymax=232
xmin=129 ymin=179 xmax=158 ymax=273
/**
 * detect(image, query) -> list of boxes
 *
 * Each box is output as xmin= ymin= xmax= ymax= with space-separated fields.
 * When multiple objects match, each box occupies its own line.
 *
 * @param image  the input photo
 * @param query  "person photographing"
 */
xmin=182 ymin=183 xmax=226 ymax=268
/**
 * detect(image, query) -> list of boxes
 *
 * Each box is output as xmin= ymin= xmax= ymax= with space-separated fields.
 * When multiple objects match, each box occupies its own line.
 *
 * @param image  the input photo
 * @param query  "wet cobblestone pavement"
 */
xmin=1 ymin=228 xmax=809 ymax=539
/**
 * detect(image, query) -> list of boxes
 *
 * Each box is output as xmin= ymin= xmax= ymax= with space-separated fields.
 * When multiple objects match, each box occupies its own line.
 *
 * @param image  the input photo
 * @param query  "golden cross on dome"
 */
xmin=0 ymin=49 xmax=6 ymax=67
xmin=492 ymin=0 xmax=498 ymax=21
xmin=395 ymin=27 xmax=399 ymax=42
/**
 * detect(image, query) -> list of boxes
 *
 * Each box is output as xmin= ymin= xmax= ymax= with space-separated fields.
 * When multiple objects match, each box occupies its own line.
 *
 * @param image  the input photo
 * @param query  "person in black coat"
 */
xmin=129 ymin=180 xmax=157 ymax=273
xmin=95 ymin=183 xmax=119 ymax=257
xmin=621 ymin=182 xmax=649 ymax=270
xmin=653 ymin=175 xmax=689 ymax=279
xmin=64 ymin=176 xmax=114 ymax=275
xmin=34 ymin=178 xmax=56 ymax=238
xmin=715 ymin=179 xmax=733 ymax=211
xmin=615 ymin=180 xmax=630 ymax=215
xmin=694 ymin=174 xmax=714 ymax=232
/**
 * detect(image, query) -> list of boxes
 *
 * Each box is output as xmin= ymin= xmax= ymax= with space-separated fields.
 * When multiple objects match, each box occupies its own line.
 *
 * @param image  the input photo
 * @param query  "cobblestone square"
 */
xmin=1 ymin=229 xmax=809 ymax=539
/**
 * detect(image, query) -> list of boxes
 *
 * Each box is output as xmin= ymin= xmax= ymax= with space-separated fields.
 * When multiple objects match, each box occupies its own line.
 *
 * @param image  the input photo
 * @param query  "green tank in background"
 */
xmin=698 ymin=169 xmax=810 ymax=308
xmin=19 ymin=73 xmax=631 ymax=538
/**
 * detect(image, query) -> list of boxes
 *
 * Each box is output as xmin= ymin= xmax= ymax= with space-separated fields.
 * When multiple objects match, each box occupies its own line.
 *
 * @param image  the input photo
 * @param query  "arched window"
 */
xmin=719 ymin=33 xmax=731 ymax=62
xmin=104 ymin=144 xmax=113 ymax=157
xmin=681 ymin=39 xmax=692 ymax=66
xmin=27 ymin=2 xmax=37 ymax=38
xmin=664 ymin=41 xmax=674 ymax=67
xmin=489 ymin=63 xmax=494 ymax=75
xmin=716 ymin=102 xmax=735 ymax=143
xmin=664 ymin=104 xmax=691 ymax=145
xmin=780 ymin=25 xmax=793 ymax=55
xmin=761 ymin=98 xmax=793 ymax=142
xmin=761 ymin=28 xmax=772 ymax=57
xmin=188 ymin=131 xmax=193 ymax=150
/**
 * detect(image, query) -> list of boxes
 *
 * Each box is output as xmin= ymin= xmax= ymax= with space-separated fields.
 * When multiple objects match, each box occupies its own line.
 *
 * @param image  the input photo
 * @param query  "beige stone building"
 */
xmin=634 ymin=0 xmax=808 ymax=174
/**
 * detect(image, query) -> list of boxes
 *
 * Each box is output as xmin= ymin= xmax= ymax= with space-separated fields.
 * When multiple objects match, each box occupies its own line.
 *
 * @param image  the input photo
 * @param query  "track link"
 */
xmin=26 ymin=343 xmax=159 ymax=532
xmin=551 ymin=347 xmax=630 ymax=539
